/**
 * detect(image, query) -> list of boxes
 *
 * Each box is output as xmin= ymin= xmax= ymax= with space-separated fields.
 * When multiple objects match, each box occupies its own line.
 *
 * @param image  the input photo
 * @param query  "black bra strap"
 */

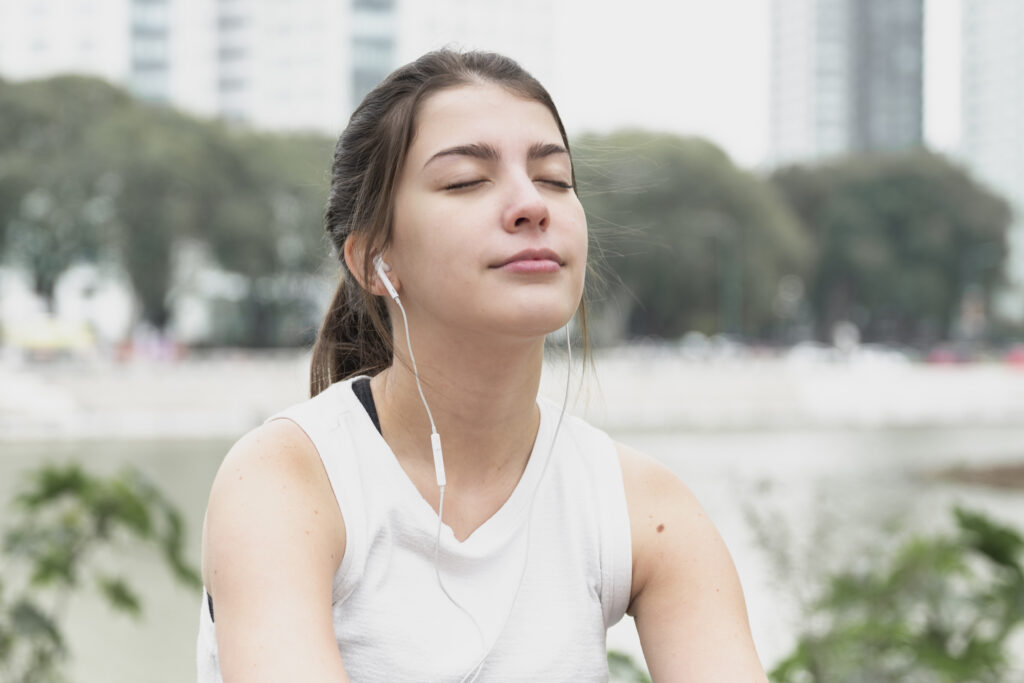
xmin=352 ymin=377 xmax=382 ymax=434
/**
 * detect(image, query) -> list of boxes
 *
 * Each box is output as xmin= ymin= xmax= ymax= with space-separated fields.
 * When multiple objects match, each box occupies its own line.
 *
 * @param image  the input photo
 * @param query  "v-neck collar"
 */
xmin=341 ymin=377 xmax=553 ymax=556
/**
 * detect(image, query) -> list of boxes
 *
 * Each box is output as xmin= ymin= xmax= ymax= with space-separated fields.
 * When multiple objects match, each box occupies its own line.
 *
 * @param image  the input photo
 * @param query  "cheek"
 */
xmin=392 ymin=207 xmax=488 ymax=291
xmin=567 ymin=206 xmax=589 ymax=297
xmin=563 ymin=203 xmax=589 ymax=262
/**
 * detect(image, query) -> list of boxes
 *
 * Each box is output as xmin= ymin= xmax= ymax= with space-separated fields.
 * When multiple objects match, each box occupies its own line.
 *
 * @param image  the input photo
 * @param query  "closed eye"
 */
xmin=444 ymin=179 xmax=485 ymax=191
xmin=444 ymin=179 xmax=574 ymax=191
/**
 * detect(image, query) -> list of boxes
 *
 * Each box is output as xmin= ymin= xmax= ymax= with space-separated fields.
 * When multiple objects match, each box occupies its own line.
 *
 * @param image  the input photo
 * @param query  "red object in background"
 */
xmin=1005 ymin=345 xmax=1024 ymax=367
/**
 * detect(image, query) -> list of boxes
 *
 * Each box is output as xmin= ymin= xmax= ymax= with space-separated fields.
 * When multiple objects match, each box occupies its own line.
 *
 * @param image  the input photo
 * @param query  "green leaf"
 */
xmin=157 ymin=506 xmax=201 ymax=589
xmin=955 ymin=506 xmax=1024 ymax=572
xmin=14 ymin=464 xmax=90 ymax=510
xmin=28 ymin=545 xmax=78 ymax=587
xmin=105 ymin=473 xmax=153 ymax=536
xmin=10 ymin=600 xmax=63 ymax=650
xmin=0 ymin=627 xmax=11 ymax=663
xmin=607 ymin=649 xmax=651 ymax=683
xmin=94 ymin=575 xmax=141 ymax=617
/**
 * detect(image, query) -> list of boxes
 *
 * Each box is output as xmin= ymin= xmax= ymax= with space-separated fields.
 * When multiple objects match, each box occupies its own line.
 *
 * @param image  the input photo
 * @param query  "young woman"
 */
xmin=198 ymin=49 xmax=767 ymax=682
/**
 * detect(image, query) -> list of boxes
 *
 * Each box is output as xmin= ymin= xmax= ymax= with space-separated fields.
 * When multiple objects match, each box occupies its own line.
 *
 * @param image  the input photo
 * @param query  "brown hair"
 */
xmin=310 ymin=48 xmax=588 ymax=397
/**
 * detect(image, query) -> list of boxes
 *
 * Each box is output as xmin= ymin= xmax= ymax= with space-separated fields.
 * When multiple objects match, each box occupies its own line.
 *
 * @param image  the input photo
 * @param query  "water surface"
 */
xmin=3 ymin=425 xmax=1023 ymax=680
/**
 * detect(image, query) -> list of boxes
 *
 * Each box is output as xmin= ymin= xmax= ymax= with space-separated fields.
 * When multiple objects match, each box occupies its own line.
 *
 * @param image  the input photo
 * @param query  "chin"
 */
xmin=439 ymin=285 xmax=582 ymax=342
xmin=495 ymin=303 xmax=578 ymax=340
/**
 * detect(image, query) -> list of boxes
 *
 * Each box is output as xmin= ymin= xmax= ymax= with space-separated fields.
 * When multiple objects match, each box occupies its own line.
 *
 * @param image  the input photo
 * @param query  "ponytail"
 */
xmin=309 ymin=273 xmax=393 ymax=397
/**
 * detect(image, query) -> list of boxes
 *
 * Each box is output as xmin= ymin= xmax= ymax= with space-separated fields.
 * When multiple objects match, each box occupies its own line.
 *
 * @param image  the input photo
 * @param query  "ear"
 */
xmin=343 ymin=235 xmax=398 ymax=298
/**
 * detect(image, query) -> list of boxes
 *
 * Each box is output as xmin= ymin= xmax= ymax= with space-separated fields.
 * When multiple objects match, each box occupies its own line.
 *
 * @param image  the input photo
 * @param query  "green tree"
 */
xmin=575 ymin=130 xmax=811 ymax=341
xmin=201 ymin=131 xmax=332 ymax=347
xmin=771 ymin=507 xmax=1024 ymax=683
xmin=0 ymin=76 xmax=131 ymax=308
xmin=0 ymin=463 xmax=200 ymax=682
xmin=91 ymin=107 xmax=203 ymax=327
xmin=1 ymin=75 xmax=332 ymax=339
xmin=771 ymin=152 xmax=1012 ymax=345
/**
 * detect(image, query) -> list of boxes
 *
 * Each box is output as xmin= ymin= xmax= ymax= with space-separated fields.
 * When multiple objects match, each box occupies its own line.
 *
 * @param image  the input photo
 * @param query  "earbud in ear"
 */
xmin=373 ymin=254 xmax=400 ymax=300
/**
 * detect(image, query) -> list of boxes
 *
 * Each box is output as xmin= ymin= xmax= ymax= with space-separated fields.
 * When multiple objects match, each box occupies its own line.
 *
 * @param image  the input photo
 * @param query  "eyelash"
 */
xmin=444 ymin=179 xmax=574 ymax=191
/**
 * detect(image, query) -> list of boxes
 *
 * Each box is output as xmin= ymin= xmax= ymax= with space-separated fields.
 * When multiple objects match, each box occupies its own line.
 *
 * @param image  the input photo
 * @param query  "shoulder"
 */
xmin=615 ymin=440 xmax=693 ymax=504
xmin=200 ymin=419 xmax=350 ymax=679
xmin=201 ymin=417 xmax=345 ymax=594
xmin=614 ymin=442 xmax=768 ymax=681
xmin=616 ymin=440 xmax=705 ymax=526
xmin=207 ymin=417 xmax=338 ymax=507
xmin=614 ymin=442 xmax=712 ymax=600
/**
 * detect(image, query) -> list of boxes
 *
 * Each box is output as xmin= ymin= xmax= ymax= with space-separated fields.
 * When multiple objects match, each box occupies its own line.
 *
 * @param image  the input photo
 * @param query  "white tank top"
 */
xmin=197 ymin=377 xmax=633 ymax=682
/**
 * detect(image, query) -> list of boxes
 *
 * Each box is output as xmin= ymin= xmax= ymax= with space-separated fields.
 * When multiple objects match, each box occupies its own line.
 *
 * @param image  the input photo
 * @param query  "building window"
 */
xmin=353 ymin=36 xmax=393 ymax=69
xmin=218 ymin=46 xmax=246 ymax=62
xmin=217 ymin=14 xmax=247 ymax=31
xmin=218 ymin=76 xmax=245 ymax=93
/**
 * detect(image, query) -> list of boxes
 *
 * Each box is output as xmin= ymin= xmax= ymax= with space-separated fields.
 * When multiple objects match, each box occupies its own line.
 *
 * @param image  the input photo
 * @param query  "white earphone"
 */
xmin=373 ymin=254 xmax=400 ymax=301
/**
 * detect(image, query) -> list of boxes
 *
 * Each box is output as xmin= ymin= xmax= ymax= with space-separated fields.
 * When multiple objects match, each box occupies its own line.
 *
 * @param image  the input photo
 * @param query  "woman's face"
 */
xmin=386 ymin=82 xmax=587 ymax=342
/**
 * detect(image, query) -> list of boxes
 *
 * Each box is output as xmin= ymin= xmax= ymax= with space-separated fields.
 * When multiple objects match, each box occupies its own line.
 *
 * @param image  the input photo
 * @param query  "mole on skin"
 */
xmin=656 ymin=524 xmax=665 ymax=533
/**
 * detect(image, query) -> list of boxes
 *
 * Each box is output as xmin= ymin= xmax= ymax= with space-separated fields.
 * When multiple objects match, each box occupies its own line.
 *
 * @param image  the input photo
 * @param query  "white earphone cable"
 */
xmin=394 ymin=295 xmax=437 ymax=435
xmin=379 ymin=257 xmax=575 ymax=680
xmin=390 ymin=291 xmax=486 ymax=652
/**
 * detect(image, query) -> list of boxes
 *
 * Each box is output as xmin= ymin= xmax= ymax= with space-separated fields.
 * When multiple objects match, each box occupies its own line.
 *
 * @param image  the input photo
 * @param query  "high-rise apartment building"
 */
xmin=351 ymin=0 xmax=397 ymax=110
xmin=961 ymin=0 xmax=1024 ymax=318
xmin=130 ymin=0 xmax=172 ymax=103
xmin=770 ymin=0 xmax=924 ymax=165
xmin=209 ymin=0 xmax=352 ymax=132
xmin=130 ymin=0 xmax=218 ymax=114
xmin=395 ymin=0 xmax=562 ymax=104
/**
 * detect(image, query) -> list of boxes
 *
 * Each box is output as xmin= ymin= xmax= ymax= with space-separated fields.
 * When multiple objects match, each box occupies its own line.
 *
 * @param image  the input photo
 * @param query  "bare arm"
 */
xmin=618 ymin=443 xmax=768 ymax=682
xmin=201 ymin=419 xmax=350 ymax=682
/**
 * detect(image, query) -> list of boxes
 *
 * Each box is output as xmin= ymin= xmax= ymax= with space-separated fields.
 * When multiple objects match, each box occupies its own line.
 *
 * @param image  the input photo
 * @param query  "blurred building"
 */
xmin=395 ymin=0 xmax=559 ymax=88
xmin=0 ymin=0 xmax=131 ymax=83
xmin=129 ymin=0 xmax=218 ymax=114
xmin=209 ymin=0 xmax=357 ymax=131
xmin=770 ymin=0 xmax=924 ymax=165
xmin=351 ymin=0 xmax=398 ymax=109
xmin=960 ymin=1 xmax=1024 ymax=320
xmin=0 ymin=0 xmax=398 ymax=134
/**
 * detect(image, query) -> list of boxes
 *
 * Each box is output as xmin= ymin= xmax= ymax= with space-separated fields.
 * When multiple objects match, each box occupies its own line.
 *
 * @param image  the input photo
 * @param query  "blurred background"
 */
xmin=1 ymin=0 xmax=1023 ymax=681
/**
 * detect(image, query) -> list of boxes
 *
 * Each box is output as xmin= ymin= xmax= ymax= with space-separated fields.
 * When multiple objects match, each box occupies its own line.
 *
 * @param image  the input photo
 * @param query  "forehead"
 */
xmin=409 ymin=83 xmax=563 ymax=161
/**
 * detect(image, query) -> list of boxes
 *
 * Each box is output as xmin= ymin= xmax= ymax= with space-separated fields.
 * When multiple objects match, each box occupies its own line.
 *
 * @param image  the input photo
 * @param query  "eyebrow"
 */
xmin=422 ymin=141 xmax=569 ymax=169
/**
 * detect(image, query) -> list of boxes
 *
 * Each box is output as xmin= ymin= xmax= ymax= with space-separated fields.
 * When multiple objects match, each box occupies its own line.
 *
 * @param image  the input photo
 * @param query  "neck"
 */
xmin=371 ymin=322 xmax=547 ymax=490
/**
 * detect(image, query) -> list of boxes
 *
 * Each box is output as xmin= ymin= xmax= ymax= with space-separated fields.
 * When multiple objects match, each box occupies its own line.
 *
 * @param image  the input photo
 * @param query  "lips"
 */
xmin=491 ymin=248 xmax=564 ymax=268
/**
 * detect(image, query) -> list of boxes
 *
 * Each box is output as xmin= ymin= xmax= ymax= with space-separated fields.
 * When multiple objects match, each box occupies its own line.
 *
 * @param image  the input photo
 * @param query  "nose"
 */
xmin=501 ymin=175 xmax=549 ymax=233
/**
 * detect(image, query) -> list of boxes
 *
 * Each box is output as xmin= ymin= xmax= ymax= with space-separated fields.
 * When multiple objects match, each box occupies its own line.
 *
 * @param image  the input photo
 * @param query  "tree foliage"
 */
xmin=4 ymin=77 xmax=1013 ymax=347
xmin=0 ymin=463 xmax=200 ymax=682
xmin=575 ymin=130 xmax=812 ymax=341
xmin=0 ymin=76 xmax=331 ymax=338
xmin=0 ymin=77 xmax=133 ymax=308
xmin=772 ymin=507 xmax=1024 ymax=683
xmin=771 ymin=153 xmax=1013 ymax=345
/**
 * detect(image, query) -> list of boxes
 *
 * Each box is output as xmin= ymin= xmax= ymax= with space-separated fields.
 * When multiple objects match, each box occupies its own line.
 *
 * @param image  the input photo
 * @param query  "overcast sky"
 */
xmin=541 ymin=0 xmax=959 ymax=169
